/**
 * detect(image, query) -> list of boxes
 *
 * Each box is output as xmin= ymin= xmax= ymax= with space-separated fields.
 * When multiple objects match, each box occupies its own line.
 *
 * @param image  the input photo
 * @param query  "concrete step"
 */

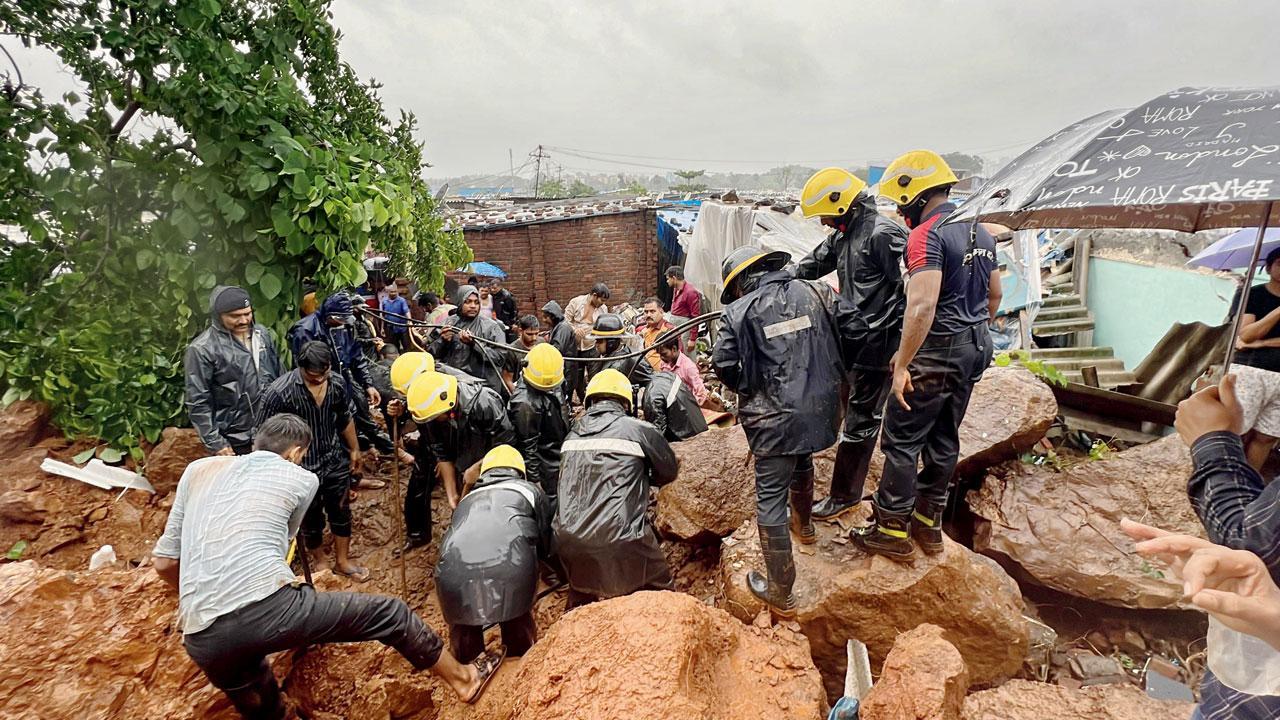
xmin=1037 ymin=357 xmax=1126 ymax=372
xmin=1036 ymin=306 xmax=1090 ymax=322
xmin=1063 ymin=369 xmax=1137 ymax=388
xmin=1032 ymin=316 xmax=1095 ymax=336
xmin=1041 ymin=293 xmax=1082 ymax=308
xmin=1029 ymin=346 xmax=1115 ymax=359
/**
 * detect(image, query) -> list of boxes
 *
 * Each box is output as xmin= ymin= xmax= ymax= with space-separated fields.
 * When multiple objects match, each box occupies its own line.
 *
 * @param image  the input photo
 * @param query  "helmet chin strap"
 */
xmin=900 ymin=196 xmax=928 ymax=229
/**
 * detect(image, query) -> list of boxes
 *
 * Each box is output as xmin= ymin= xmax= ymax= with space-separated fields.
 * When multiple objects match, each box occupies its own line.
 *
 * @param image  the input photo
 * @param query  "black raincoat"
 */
xmin=427 ymin=285 xmax=509 ymax=399
xmin=586 ymin=341 xmax=654 ymax=387
xmin=542 ymin=301 xmax=577 ymax=359
xmin=713 ymin=269 xmax=861 ymax=457
xmin=286 ymin=294 xmax=374 ymax=395
xmin=425 ymin=376 xmax=515 ymax=472
xmin=554 ymin=399 xmax=679 ymax=598
xmin=641 ymin=371 xmax=708 ymax=442
xmin=794 ymin=192 xmax=908 ymax=369
xmin=183 ymin=286 xmax=284 ymax=453
xmin=435 ymin=467 xmax=552 ymax=626
xmin=508 ymin=379 xmax=571 ymax=498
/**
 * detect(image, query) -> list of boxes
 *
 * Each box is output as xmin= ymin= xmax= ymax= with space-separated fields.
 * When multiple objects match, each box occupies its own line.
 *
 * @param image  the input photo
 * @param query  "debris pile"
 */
xmin=961 ymin=679 xmax=1194 ymax=719
xmin=860 ymin=623 xmax=969 ymax=720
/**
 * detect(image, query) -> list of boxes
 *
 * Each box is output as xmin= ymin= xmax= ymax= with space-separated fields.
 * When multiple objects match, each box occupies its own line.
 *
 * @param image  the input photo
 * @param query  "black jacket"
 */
xmin=425 ymin=376 xmax=515 ymax=472
xmin=587 ymin=342 xmax=654 ymax=387
xmin=287 ymin=295 xmax=374 ymax=394
xmin=508 ymin=379 xmax=571 ymax=497
xmin=542 ymin=300 xmax=577 ymax=358
xmin=436 ymin=467 xmax=551 ymax=625
xmin=641 ymin=371 xmax=708 ymax=442
xmin=183 ymin=286 xmax=284 ymax=453
xmin=493 ymin=288 xmax=519 ymax=330
xmin=794 ymin=192 xmax=907 ymax=369
xmin=427 ymin=311 xmax=510 ymax=400
xmin=713 ymin=270 xmax=861 ymax=457
xmin=554 ymin=400 xmax=679 ymax=598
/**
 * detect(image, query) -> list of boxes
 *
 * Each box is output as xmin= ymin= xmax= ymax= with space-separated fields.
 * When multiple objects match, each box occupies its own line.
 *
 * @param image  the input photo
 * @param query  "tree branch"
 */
xmin=107 ymin=100 xmax=140 ymax=146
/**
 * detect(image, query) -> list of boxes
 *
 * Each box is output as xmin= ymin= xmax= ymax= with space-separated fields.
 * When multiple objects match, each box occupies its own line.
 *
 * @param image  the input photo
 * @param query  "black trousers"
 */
xmin=350 ymin=388 xmax=395 ymax=454
xmin=405 ymin=451 xmax=435 ymax=542
xmin=449 ymin=612 xmax=537 ymax=664
xmin=875 ymin=324 xmax=992 ymax=514
xmin=753 ymin=453 xmax=815 ymax=527
xmin=567 ymin=347 xmax=589 ymax=404
xmin=302 ymin=467 xmax=352 ymax=547
xmin=843 ymin=366 xmax=892 ymax=444
xmin=184 ymin=584 xmax=443 ymax=720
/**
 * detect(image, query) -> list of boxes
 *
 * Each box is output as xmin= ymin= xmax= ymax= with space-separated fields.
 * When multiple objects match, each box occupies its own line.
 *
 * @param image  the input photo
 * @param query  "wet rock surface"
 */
xmin=0 ymin=400 xmax=51 ymax=459
xmin=961 ymin=679 xmax=1194 ymax=719
xmin=720 ymin=519 xmax=1028 ymax=702
xmin=968 ymin=434 xmax=1202 ymax=608
xmin=145 ymin=427 xmax=209 ymax=495
xmin=860 ymin=623 xmax=969 ymax=720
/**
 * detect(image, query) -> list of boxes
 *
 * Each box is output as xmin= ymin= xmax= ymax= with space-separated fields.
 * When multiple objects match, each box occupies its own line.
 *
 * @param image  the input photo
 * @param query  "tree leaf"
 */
xmin=259 ymin=271 xmax=283 ymax=300
xmin=136 ymin=248 xmax=156 ymax=270
xmin=245 ymin=261 xmax=265 ymax=284
xmin=73 ymin=447 xmax=96 ymax=464
xmin=270 ymin=205 xmax=295 ymax=237
xmin=98 ymin=447 xmax=124 ymax=463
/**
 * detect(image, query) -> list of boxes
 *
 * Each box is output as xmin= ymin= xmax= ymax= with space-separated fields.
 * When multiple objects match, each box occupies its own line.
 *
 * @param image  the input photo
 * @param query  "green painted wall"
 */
xmin=1086 ymin=257 xmax=1238 ymax=369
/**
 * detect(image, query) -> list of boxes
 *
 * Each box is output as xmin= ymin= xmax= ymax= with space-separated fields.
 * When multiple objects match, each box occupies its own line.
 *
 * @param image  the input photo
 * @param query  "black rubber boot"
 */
xmin=789 ymin=465 xmax=816 ymax=545
xmin=813 ymin=440 xmax=874 ymax=520
xmin=912 ymin=500 xmax=946 ymax=555
xmin=850 ymin=504 xmax=916 ymax=562
xmin=747 ymin=524 xmax=797 ymax=618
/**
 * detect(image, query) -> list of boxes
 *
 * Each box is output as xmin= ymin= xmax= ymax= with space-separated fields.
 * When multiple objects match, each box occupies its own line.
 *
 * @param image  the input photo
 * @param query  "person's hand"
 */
xmin=889 ymin=353 xmax=914 ymax=411
xmin=1122 ymin=519 xmax=1215 ymax=579
xmin=215 ymin=446 xmax=235 ymax=457
xmin=349 ymin=449 xmax=362 ymax=476
xmin=386 ymin=399 xmax=404 ymax=418
xmin=367 ymin=387 xmax=381 ymax=407
xmin=459 ymin=330 xmax=474 ymax=345
xmin=686 ymin=340 xmax=697 ymax=353
xmin=440 ymin=326 xmax=457 ymax=342
xmin=373 ymin=338 xmax=385 ymax=351
xmin=1175 ymin=373 xmax=1243 ymax=446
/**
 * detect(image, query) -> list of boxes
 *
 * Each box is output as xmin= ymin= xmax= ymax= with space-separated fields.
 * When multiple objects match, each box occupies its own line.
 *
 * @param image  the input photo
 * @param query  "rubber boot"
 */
xmin=813 ymin=440 xmax=874 ymax=520
xmin=789 ymin=465 xmax=816 ymax=545
xmin=850 ymin=503 xmax=916 ymax=562
xmin=747 ymin=524 xmax=797 ymax=618
xmin=912 ymin=500 xmax=946 ymax=555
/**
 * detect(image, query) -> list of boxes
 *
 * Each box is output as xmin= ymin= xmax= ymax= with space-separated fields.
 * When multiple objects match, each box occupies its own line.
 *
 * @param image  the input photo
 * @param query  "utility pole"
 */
xmin=530 ymin=145 xmax=550 ymax=198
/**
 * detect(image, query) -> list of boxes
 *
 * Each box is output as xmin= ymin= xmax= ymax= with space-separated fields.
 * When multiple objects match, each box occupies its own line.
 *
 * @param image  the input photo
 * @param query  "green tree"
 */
xmin=941 ymin=152 xmax=984 ymax=175
xmin=623 ymin=179 xmax=649 ymax=195
xmin=567 ymin=179 xmax=596 ymax=197
xmin=0 ymin=0 xmax=469 ymax=458
xmin=672 ymin=168 xmax=707 ymax=193
xmin=537 ymin=178 xmax=567 ymax=199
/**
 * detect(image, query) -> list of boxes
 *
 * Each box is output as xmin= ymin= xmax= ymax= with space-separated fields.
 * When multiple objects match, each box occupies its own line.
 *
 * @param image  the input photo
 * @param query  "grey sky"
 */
xmin=329 ymin=0 xmax=1280 ymax=181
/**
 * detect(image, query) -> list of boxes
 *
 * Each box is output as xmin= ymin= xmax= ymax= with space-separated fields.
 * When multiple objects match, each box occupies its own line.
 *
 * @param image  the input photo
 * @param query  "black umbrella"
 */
xmin=951 ymin=85 xmax=1280 ymax=368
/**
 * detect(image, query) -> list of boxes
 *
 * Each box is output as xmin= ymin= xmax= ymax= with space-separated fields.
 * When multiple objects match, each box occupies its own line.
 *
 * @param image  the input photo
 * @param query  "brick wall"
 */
xmin=455 ymin=209 xmax=659 ymax=316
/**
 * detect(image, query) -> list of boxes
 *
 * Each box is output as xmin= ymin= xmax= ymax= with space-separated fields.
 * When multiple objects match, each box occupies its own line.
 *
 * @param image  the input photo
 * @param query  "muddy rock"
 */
xmin=961 ymin=679 xmax=1194 ymax=719
xmin=146 ymin=427 xmax=208 ymax=495
xmin=489 ymin=590 xmax=826 ymax=720
xmin=658 ymin=367 xmax=1055 ymax=542
xmin=721 ymin=520 xmax=1027 ymax=702
xmin=861 ymin=623 xmax=969 ymax=720
xmin=0 ymin=489 xmax=60 ymax=523
xmin=0 ymin=400 xmax=50 ymax=460
xmin=0 ymin=561 xmax=236 ymax=720
xmin=968 ymin=434 xmax=1201 ymax=608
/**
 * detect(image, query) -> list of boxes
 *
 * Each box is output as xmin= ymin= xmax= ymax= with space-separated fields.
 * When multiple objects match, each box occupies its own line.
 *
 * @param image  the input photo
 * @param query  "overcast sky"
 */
xmin=328 ymin=0 xmax=1280 ymax=182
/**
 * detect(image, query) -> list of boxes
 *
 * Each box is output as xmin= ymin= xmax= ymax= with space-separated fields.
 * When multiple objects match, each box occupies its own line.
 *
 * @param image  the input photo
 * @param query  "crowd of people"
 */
xmin=165 ymin=151 xmax=1280 ymax=719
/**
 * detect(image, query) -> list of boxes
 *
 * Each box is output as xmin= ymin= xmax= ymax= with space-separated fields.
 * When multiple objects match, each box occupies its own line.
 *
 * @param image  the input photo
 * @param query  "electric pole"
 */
xmin=530 ymin=145 xmax=550 ymax=198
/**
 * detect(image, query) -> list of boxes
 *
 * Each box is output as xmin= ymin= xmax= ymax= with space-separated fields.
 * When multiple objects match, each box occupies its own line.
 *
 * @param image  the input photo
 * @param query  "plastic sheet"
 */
xmin=1208 ymin=616 xmax=1280 ymax=695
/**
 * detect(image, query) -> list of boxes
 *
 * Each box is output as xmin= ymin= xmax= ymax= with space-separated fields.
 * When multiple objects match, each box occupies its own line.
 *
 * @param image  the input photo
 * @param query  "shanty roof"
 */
xmin=450 ymin=196 xmax=664 ymax=231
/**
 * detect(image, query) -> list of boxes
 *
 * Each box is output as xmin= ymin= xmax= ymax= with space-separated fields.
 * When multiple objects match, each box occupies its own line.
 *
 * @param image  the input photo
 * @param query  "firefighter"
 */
xmin=713 ymin=244 xmax=861 ymax=617
xmin=641 ymin=365 xmax=709 ymax=442
xmin=796 ymin=167 xmax=909 ymax=521
xmin=554 ymin=369 xmax=679 ymax=609
xmin=406 ymin=370 xmax=515 ymax=512
xmin=389 ymin=352 xmax=438 ymax=550
xmin=508 ymin=344 xmax=571 ymax=505
xmin=852 ymin=150 xmax=1000 ymax=561
xmin=436 ymin=444 xmax=552 ymax=663
xmin=585 ymin=312 xmax=654 ymax=390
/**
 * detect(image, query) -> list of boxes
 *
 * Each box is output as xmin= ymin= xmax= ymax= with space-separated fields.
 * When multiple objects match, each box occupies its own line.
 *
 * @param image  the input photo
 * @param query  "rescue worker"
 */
xmin=508 ymin=344 xmax=571 ymax=505
xmin=184 ymin=285 xmax=284 ymax=456
xmin=555 ymin=369 xmax=679 ymax=608
xmin=389 ymin=352 xmax=439 ymax=550
xmin=427 ymin=285 xmax=509 ymax=400
xmin=406 ymin=370 xmax=515 ymax=511
xmin=642 ymin=366 xmax=709 ymax=442
xmin=795 ymin=167 xmax=909 ymax=520
xmin=287 ymin=293 xmax=394 ymax=459
xmin=541 ymin=300 xmax=577 ymax=362
xmin=713 ymin=244 xmax=861 ymax=617
xmin=853 ymin=150 xmax=1000 ymax=561
xmin=436 ymin=445 xmax=551 ymax=663
xmin=586 ymin=312 xmax=654 ymax=390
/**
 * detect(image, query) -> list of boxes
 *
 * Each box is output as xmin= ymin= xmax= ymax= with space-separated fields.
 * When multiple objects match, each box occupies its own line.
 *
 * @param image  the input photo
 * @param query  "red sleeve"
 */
xmin=906 ymin=214 xmax=944 ymax=275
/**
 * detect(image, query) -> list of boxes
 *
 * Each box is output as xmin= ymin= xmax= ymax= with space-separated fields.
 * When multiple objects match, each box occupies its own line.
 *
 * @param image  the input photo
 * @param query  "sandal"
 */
xmin=464 ymin=646 xmax=507 ymax=704
xmin=355 ymin=477 xmax=387 ymax=490
xmin=334 ymin=565 xmax=371 ymax=583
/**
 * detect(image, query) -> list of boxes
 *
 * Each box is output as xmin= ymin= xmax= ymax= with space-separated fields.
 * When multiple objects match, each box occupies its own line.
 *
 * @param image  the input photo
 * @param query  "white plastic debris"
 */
xmin=89 ymin=544 xmax=117 ymax=570
xmin=41 ymin=458 xmax=154 ymax=493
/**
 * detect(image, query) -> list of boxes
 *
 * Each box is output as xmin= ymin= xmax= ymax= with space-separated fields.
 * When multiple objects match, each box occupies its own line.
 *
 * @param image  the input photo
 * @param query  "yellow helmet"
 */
xmin=390 ymin=352 xmax=435 ymax=393
xmin=406 ymin=370 xmax=457 ymax=422
xmin=522 ymin=344 xmax=564 ymax=390
xmin=480 ymin=444 xmax=526 ymax=476
xmin=585 ymin=368 xmax=632 ymax=407
xmin=800 ymin=167 xmax=868 ymax=218
xmin=878 ymin=150 xmax=959 ymax=207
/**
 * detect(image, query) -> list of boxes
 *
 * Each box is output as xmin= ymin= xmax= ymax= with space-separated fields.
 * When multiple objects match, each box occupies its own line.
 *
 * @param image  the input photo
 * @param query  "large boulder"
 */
xmin=0 ymin=561 xmax=236 ymax=719
xmin=146 ymin=427 xmax=209 ymax=495
xmin=968 ymin=434 xmax=1201 ymax=608
xmin=860 ymin=624 xmax=969 ymax=720
xmin=720 ymin=520 xmax=1027 ymax=702
xmin=658 ymin=367 xmax=1056 ymax=542
xmin=0 ymin=400 xmax=50 ymax=460
xmin=961 ymin=679 xmax=1194 ymax=719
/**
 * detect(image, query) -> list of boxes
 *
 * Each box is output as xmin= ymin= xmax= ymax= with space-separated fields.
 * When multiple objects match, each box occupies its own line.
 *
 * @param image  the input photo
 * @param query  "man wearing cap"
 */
xmin=185 ymin=285 xmax=285 ymax=456
xmin=427 ymin=284 xmax=509 ymax=400
xmin=713 ymin=244 xmax=861 ymax=618
xmin=508 ymin=344 xmax=571 ymax=506
xmin=287 ymin=293 xmax=394 ymax=461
